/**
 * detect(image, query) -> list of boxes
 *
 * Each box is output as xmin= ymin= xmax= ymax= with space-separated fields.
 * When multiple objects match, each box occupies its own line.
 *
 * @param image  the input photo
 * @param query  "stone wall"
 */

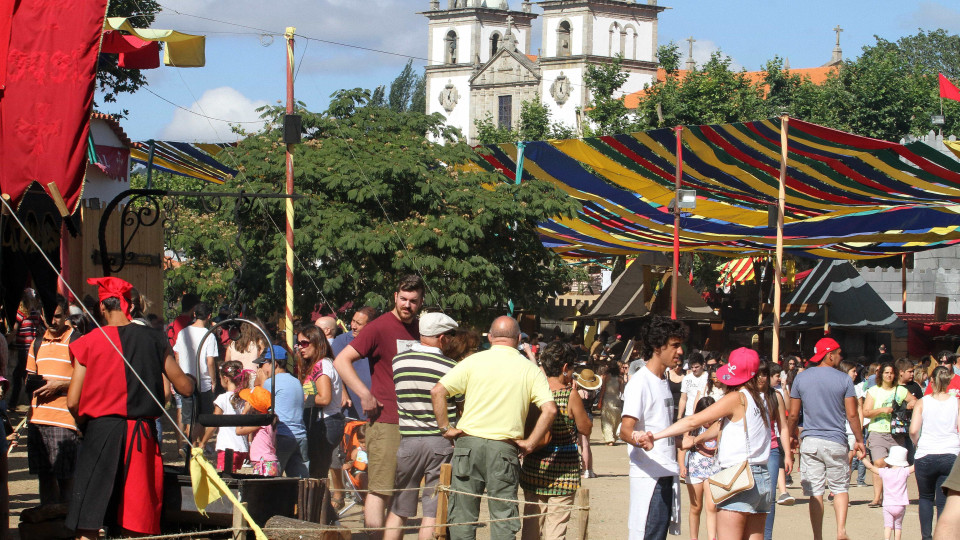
xmin=859 ymin=254 xmax=960 ymax=315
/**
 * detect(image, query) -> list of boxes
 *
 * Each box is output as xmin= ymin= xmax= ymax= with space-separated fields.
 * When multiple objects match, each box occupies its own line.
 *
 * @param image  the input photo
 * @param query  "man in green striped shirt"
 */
xmin=384 ymin=312 xmax=460 ymax=540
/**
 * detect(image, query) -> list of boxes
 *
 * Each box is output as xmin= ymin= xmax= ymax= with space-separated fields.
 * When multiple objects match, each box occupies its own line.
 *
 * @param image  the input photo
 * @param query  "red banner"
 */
xmin=0 ymin=0 xmax=109 ymax=212
xmin=94 ymin=145 xmax=130 ymax=181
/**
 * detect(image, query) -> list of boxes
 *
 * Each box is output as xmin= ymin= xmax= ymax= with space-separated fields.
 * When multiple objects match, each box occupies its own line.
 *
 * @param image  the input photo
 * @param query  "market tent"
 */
xmin=764 ymin=260 xmax=904 ymax=331
xmin=475 ymin=118 xmax=960 ymax=260
xmin=572 ymin=262 xmax=718 ymax=322
xmin=130 ymin=141 xmax=237 ymax=184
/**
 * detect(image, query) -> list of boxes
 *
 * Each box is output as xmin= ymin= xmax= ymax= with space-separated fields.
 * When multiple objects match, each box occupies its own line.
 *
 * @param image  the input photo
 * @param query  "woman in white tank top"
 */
xmin=641 ymin=348 xmax=785 ymax=540
xmin=909 ymin=366 xmax=960 ymax=540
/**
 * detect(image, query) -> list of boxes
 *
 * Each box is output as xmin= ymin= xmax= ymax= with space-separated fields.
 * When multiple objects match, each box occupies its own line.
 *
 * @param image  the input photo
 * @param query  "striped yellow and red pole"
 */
xmin=284 ymin=27 xmax=296 ymax=351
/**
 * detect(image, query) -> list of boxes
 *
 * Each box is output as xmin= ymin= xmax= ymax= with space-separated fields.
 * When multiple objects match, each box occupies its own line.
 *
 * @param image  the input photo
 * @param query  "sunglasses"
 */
xmin=296 ymin=340 xmax=312 ymax=348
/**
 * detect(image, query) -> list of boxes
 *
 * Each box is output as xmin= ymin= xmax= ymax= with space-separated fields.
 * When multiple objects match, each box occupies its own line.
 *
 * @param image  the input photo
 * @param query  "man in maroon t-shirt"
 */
xmin=334 ymin=275 xmax=423 ymax=538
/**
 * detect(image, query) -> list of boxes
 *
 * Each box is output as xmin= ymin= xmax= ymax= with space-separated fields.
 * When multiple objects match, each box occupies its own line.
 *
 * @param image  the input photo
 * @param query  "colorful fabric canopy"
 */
xmin=102 ymin=17 xmax=205 ymax=68
xmin=130 ymin=141 xmax=236 ymax=184
xmin=717 ymin=257 xmax=759 ymax=285
xmin=475 ymin=118 xmax=960 ymax=260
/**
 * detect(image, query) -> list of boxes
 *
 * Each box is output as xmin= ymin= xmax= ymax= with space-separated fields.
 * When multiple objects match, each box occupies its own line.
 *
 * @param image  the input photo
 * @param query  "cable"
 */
xmin=142 ymin=87 xmax=267 ymax=124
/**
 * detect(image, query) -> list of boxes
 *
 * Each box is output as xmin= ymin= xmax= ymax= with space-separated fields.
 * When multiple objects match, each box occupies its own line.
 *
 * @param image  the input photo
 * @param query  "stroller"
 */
xmin=337 ymin=419 xmax=368 ymax=517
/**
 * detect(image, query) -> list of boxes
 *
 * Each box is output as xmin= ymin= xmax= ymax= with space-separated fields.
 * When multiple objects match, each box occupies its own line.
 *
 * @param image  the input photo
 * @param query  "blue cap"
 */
xmin=255 ymin=345 xmax=287 ymax=364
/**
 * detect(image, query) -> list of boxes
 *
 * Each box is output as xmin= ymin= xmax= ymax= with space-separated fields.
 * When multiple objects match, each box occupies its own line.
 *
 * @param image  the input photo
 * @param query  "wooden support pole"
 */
xmin=575 ymin=488 xmax=590 ymax=540
xmin=672 ymin=126 xmax=683 ymax=320
xmin=773 ymin=115 xmax=788 ymax=363
xmin=232 ymin=501 xmax=248 ymax=540
xmin=902 ymin=253 xmax=908 ymax=313
xmin=434 ymin=463 xmax=452 ymax=539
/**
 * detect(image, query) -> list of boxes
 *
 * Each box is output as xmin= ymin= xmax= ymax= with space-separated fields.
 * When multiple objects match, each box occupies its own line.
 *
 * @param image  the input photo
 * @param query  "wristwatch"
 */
xmin=439 ymin=424 xmax=451 ymax=434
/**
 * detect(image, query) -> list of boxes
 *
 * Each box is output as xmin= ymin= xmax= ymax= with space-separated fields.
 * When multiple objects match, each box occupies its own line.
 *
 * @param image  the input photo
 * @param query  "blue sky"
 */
xmin=104 ymin=1 xmax=960 ymax=142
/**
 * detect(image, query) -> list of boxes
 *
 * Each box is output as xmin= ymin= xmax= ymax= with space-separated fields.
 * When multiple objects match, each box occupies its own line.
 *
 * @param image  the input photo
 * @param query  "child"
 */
xmin=680 ymin=397 xmax=719 ymax=540
xmin=199 ymin=361 xmax=252 ymax=473
xmin=344 ymin=424 xmax=368 ymax=491
xmin=237 ymin=386 xmax=280 ymax=477
xmin=863 ymin=446 xmax=914 ymax=540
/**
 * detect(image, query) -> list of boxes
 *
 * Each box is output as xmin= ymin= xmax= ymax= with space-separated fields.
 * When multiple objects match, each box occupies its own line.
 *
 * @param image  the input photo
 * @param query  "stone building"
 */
xmin=422 ymin=0 xmax=664 ymax=143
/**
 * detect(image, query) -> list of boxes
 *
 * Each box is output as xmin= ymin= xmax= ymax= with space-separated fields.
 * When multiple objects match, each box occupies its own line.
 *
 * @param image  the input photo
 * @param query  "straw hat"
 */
xmin=576 ymin=369 xmax=602 ymax=391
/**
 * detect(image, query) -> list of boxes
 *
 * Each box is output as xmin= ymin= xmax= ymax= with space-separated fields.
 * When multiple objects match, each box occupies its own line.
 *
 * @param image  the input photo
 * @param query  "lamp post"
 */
xmin=670 ymin=189 xmax=697 ymax=319
xmin=933 ymin=114 xmax=946 ymax=138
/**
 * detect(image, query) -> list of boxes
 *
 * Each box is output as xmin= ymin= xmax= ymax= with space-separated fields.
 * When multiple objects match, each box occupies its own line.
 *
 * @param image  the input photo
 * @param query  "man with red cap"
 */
xmin=65 ymin=277 xmax=195 ymax=539
xmin=787 ymin=337 xmax=865 ymax=540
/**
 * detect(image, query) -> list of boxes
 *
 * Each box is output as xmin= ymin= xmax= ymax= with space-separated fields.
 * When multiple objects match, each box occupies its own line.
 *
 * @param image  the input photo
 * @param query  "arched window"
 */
xmin=623 ymin=24 xmax=638 ymax=60
xmin=557 ymin=21 xmax=571 ymax=57
xmin=445 ymin=30 xmax=458 ymax=64
xmin=490 ymin=32 xmax=501 ymax=56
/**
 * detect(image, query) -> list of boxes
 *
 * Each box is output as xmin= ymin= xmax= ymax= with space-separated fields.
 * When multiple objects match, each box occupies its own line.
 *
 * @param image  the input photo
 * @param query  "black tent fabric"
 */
xmin=767 ymin=260 xmax=905 ymax=331
xmin=570 ymin=262 xmax=649 ymax=321
xmin=571 ymin=263 xmax=718 ymax=322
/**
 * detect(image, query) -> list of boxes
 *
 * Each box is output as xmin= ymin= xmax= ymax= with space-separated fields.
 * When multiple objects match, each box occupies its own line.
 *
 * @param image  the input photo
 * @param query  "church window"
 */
xmin=557 ymin=21 xmax=572 ymax=57
xmin=445 ymin=30 xmax=458 ymax=64
xmin=490 ymin=32 xmax=501 ymax=56
xmin=498 ymin=95 xmax=513 ymax=130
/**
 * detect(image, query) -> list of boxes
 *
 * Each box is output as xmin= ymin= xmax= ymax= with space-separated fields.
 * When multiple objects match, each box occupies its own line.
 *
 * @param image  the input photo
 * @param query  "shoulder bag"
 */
xmin=708 ymin=392 xmax=755 ymax=504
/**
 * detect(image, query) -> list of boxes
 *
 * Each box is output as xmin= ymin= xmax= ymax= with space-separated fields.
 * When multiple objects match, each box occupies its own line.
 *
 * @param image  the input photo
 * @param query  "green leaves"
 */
xmin=154 ymin=87 xmax=579 ymax=326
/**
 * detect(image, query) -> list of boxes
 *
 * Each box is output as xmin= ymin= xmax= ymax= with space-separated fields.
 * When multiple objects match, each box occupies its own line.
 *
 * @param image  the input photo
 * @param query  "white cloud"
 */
xmin=154 ymin=1 xmax=426 ymax=64
xmin=904 ymin=2 xmax=960 ymax=32
xmin=159 ymin=86 xmax=268 ymax=142
xmin=680 ymin=38 xmax=743 ymax=71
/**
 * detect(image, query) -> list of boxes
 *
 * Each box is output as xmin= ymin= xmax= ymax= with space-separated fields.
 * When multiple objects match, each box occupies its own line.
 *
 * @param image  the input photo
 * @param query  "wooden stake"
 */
xmin=232 ymin=501 xmax=248 ymax=540
xmin=46 ymin=182 xmax=71 ymax=217
xmin=434 ymin=463 xmax=452 ymax=539
xmin=575 ymin=488 xmax=590 ymax=540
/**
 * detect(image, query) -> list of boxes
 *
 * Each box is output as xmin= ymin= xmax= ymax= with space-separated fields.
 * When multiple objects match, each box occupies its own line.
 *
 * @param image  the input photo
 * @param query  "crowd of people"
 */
xmin=3 ymin=277 xmax=960 ymax=540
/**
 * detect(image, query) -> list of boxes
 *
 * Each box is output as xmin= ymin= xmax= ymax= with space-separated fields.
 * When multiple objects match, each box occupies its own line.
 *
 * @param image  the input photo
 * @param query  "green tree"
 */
xmin=97 ymin=0 xmax=161 ymax=114
xmin=658 ymin=42 xmax=682 ymax=74
xmin=163 ymin=89 xmax=580 ymax=325
xmin=583 ymin=55 xmax=631 ymax=135
xmin=474 ymin=95 xmax=574 ymax=143
xmin=388 ymin=60 xmax=425 ymax=113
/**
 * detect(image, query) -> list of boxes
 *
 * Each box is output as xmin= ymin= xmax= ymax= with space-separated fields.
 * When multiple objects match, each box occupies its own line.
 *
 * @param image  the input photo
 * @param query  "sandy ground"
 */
xmin=5 ymin=413 xmax=925 ymax=539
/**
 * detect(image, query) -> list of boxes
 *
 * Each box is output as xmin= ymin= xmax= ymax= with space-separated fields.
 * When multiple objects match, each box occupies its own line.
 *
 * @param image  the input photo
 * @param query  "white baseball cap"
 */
xmin=419 ymin=312 xmax=458 ymax=337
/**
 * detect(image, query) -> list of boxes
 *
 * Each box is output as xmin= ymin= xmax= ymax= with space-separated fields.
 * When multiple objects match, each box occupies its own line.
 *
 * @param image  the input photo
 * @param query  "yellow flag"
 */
xmin=189 ymin=448 xmax=268 ymax=540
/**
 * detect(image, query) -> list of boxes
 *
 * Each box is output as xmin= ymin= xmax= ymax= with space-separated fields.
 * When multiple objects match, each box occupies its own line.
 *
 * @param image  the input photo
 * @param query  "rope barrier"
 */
xmin=121 ymin=528 xmax=237 ymax=540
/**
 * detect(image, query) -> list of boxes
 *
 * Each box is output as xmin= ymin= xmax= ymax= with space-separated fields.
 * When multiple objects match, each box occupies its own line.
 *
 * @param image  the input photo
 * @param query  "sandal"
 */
xmin=867 ymin=501 xmax=881 ymax=508
xmin=331 ymin=497 xmax=345 ymax=511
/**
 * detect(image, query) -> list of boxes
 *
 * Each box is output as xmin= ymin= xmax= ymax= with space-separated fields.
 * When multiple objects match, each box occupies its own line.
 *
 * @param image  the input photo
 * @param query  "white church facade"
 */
xmin=422 ymin=1 xmax=664 ymax=144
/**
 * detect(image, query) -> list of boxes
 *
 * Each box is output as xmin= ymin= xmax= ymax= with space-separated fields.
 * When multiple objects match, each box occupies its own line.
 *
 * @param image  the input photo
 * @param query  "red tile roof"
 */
xmin=91 ymin=112 xmax=133 ymax=148
xmin=623 ymin=65 xmax=837 ymax=109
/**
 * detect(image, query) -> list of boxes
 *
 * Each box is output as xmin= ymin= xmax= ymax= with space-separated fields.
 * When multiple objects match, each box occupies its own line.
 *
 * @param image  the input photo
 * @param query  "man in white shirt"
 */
xmin=173 ymin=301 xmax=219 ymax=446
xmin=620 ymin=316 xmax=688 ymax=540
xmin=677 ymin=353 xmax=707 ymax=419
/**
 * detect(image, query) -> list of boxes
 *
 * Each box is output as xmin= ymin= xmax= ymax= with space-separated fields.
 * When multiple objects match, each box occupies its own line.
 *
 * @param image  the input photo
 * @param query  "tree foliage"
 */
xmin=583 ymin=55 xmax=631 ymax=136
xmin=474 ymin=95 xmax=574 ymax=144
xmin=160 ymin=90 xmax=580 ymax=325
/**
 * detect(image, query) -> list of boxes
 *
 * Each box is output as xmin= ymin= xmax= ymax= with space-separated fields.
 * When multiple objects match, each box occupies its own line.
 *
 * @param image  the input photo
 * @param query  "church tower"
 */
xmin=423 ymin=1 xmax=538 ymax=140
xmin=537 ymin=0 xmax=664 ymax=130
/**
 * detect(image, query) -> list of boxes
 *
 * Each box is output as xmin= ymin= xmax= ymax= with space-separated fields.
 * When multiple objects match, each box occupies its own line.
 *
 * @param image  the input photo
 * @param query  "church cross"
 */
xmin=686 ymin=36 xmax=696 ymax=60
xmin=833 ymin=25 xmax=843 ymax=47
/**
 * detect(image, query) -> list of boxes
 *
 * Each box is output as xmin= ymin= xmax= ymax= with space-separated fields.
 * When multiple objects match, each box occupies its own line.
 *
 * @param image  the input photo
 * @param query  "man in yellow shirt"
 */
xmin=432 ymin=316 xmax=557 ymax=540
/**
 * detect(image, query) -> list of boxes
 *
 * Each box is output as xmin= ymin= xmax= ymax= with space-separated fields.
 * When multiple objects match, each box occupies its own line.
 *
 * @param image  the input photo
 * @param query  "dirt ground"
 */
xmin=6 ymin=414 xmax=925 ymax=539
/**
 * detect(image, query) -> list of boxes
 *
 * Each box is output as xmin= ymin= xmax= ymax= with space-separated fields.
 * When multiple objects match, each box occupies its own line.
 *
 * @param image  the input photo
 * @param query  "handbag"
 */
xmin=707 ymin=393 xmax=755 ymax=504
xmin=889 ymin=387 xmax=910 ymax=435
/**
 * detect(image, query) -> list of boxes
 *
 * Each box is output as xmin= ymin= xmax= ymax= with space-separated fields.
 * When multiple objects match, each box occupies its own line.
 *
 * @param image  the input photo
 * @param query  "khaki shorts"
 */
xmin=367 ymin=422 xmax=402 ymax=496
xmin=800 ymin=437 xmax=850 ymax=497
xmin=867 ymin=431 xmax=906 ymax=462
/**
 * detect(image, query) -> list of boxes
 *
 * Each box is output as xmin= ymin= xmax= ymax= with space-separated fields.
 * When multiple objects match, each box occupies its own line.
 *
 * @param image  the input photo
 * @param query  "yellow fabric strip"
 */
xmin=190 ymin=448 xmax=267 ymax=540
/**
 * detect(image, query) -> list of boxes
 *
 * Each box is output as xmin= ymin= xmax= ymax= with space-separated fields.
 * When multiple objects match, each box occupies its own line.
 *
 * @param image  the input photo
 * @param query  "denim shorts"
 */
xmin=717 ymin=464 xmax=772 ymax=514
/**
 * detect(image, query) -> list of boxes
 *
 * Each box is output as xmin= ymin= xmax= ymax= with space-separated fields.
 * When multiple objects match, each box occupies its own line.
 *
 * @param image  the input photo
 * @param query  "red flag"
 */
xmin=0 ymin=0 xmax=109 ymax=212
xmin=940 ymin=73 xmax=960 ymax=102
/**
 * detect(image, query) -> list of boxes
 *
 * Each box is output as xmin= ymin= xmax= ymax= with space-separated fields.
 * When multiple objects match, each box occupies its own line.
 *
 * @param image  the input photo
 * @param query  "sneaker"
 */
xmin=858 ymin=481 xmax=869 ymax=487
xmin=776 ymin=493 xmax=795 ymax=506
xmin=785 ymin=475 xmax=794 ymax=487
xmin=582 ymin=470 xmax=597 ymax=479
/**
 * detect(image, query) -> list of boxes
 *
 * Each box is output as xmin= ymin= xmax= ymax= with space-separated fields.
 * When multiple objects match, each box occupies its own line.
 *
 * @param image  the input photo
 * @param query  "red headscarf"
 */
xmin=87 ymin=277 xmax=134 ymax=320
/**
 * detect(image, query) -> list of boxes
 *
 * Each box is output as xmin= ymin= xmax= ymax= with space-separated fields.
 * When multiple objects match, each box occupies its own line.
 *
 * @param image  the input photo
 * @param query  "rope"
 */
xmin=438 ymin=486 xmax=586 ymax=509
xmin=119 ymin=528 xmax=237 ymax=540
